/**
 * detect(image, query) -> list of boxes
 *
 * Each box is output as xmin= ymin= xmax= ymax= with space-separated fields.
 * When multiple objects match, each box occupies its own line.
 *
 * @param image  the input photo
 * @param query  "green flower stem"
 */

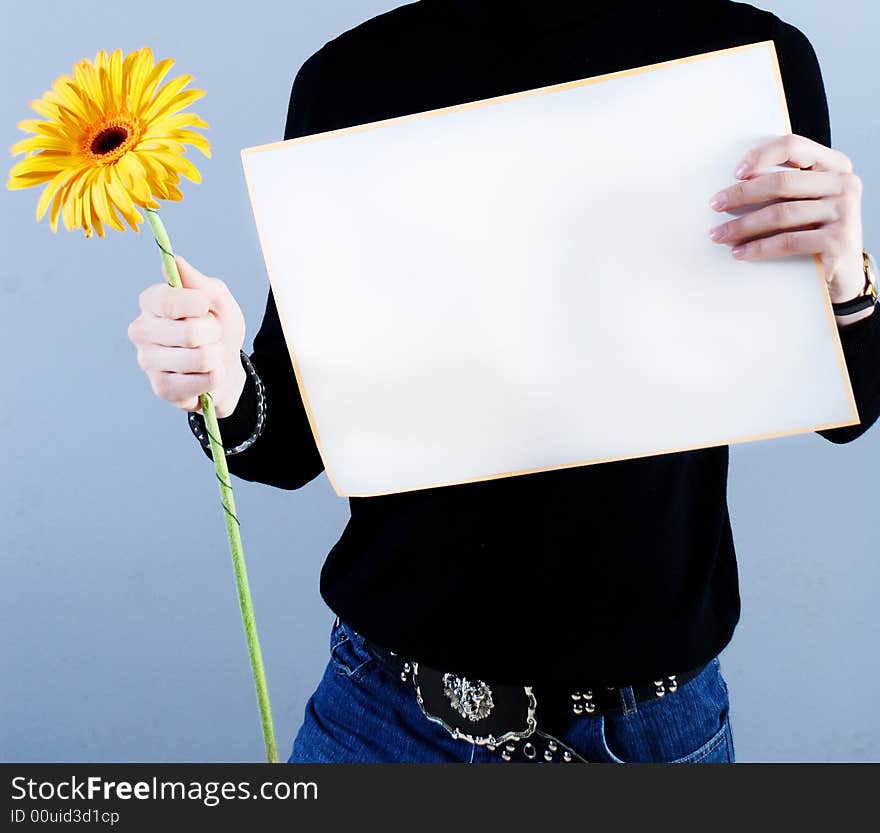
xmin=145 ymin=208 xmax=280 ymax=764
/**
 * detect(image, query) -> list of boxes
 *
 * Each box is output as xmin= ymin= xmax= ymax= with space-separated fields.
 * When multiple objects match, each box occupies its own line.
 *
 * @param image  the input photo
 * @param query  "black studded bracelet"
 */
xmin=187 ymin=349 xmax=266 ymax=456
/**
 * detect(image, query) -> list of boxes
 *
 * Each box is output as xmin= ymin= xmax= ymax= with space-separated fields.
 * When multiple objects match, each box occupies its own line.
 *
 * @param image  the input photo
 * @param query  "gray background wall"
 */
xmin=1 ymin=0 xmax=876 ymax=763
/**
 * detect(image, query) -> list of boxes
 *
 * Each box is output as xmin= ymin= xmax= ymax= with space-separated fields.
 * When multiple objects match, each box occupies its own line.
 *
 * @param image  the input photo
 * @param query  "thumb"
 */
xmin=164 ymin=255 xmax=230 ymax=318
xmin=160 ymin=254 xmax=205 ymax=288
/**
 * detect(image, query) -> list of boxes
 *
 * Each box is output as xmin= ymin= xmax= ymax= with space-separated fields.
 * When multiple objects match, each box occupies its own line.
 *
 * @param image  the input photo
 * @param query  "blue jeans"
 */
xmin=289 ymin=619 xmax=735 ymax=763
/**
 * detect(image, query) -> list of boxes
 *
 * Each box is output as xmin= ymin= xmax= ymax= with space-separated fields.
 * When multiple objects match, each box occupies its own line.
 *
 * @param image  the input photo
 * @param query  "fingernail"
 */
xmin=734 ymin=163 xmax=749 ymax=179
xmin=710 ymin=192 xmax=727 ymax=210
xmin=708 ymin=225 xmax=726 ymax=241
xmin=731 ymin=245 xmax=746 ymax=258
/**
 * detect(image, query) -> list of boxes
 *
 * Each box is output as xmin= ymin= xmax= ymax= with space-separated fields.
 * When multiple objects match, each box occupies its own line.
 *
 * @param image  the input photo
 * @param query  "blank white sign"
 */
xmin=241 ymin=41 xmax=857 ymax=497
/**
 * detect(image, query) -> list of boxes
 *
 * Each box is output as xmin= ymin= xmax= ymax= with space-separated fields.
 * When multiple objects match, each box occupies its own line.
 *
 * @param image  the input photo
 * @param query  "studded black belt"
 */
xmin=361 ymin=635 xmax=707 ymax=763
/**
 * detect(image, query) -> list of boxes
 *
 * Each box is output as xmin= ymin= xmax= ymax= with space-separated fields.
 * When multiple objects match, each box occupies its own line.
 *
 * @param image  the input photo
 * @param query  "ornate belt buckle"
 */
xmin=411 ymin=662 xmax=537 ymax=746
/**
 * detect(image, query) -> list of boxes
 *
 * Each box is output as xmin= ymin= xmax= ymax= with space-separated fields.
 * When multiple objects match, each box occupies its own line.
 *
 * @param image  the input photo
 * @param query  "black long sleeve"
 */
xmin=774 ymin=21 xmax=880 ymax=443
xmin=772 ymin=18 xmax=880 ymax=444
xmin=188 ymin=51 xmax=329 ymax=488
xmin=186 ymin=1 xmax=880 ymax=686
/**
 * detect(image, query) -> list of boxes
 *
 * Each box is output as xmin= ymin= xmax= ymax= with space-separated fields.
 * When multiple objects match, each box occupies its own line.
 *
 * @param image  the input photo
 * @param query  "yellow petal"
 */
xmin=131 ymin=150 xmax=167 ymax=197
xmin=141 ymin=119 xmax=211 ymax=157
xmin=51 ymin=76 xmax=83 ymax=119
xmin=9 ymin=159 xmax=68 ymax=182
xmin=91 ymin=206 xmax=105 ymax=238
xmin=134 ymin=57 xmax=175 ymax=114
xmin=9 ymin=156 xmax=72 ymax=182
xmin=167 ymin=129 xmax=211 ymax=157
xmin=91 ymin=166 xmax=125 ymax=231
xmin=141 ymin=74 xmax=193 ymax=123
xmin=126 ymin=48 xmax=153 ymax=111
xmin=106 ymin=163 xmax=142 ymax=230
xmin=74 ymin=59 xmax=104 ymax=111
xmin=52 ymin=76 xmax=89 ymax=124
xmin=109 ymin=49 xmax=123 ymax=106
xmin=14 ymin=148 xmax=72 ymax=159
xmin=79 ymin=169 xmax=96 ymax=237
xmin=48 ymin=169 xmax=79 ymax=232
xmin=35 ymin=167 xmax=79 ymax=220
xmin=15 ymin=118 xmax=72 ymax=143
xmin=49 ymin=185 xmax=64 ymax=232
xmin=16 ymin=118 xmax=50 ymax=134
xmin=72 ymin=187 xmax=83 ymax=232
xmin=7 ymin=169 xmax=57 ymax=189
xmin=148 ymin=112 xmax=209 ymax=132
xmin=8 ymin=154 xmax=68 ymax=177
xmin=68 ymin=82 xmax=103 ymax=126
xmin=145 ymin=88 xmax=206 ymax=125
xmin=50 ymin=72 xmax=75 ymax=95
xmin=98 ymin=65 xmax=114 ymax=113
xmin=98 ymin=61 xmax=122 ymax=113
xmin=80 ymin=173 xmax=104 ymax=238
xmin=29 ymin=97 xmax=59 ymax=119
xmin=10 ymin=136 xmax=72 ymax=155
xmin=145 ymin=178 xmax=168 ymax=199
xmin=9 ymin=151 xmax=69 ymax=168
xmin=71 ymin=61 xmax=94 ymax=107
xmin=53 ymin=103 xmax=85 ymax=137
xmin=137 ymin=137 xmax=186 ymax=155
xmin=61 ymin=184 xmax=76 ymax=231
xmin=86 ymin=168 xmax=111 ymax=228
xmin=138 ymin=159 xmax=179 ymax=190
xmin=121 ymin=49 xmax=139 ymax=108
xmin=117 ymin=152 xmax=158 ymax=207
xmin=148 ymin=149 xmax=201 ymax=184
xmin=40 ymin=87 xmax=78 ymax=129
xmin=70 ymin=168 xmax=92 ymax=232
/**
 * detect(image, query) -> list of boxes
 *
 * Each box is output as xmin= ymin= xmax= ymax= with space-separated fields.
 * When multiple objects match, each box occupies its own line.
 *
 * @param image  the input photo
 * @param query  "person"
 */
xmin=127 ymin=0 xmax=880 ymax=763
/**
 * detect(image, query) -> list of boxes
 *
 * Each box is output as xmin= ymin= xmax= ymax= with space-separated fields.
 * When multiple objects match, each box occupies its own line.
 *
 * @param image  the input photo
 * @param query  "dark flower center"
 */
xmin=90 ymin=126 xmax=129 ymax=155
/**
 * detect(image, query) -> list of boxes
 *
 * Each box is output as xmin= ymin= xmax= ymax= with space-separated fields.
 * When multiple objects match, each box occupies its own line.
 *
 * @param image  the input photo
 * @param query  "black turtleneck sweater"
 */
xmin=191 ymin=0 xmax=880 ymax=686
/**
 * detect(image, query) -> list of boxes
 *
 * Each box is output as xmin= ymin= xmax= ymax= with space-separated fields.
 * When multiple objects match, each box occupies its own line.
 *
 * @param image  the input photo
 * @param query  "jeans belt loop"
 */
xmin=620 ymin=685 xmax=639 ymax=715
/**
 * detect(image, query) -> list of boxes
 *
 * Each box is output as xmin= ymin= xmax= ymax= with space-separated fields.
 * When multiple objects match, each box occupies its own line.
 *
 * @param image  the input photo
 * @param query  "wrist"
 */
xmin=213 ymin=353 xmax=249 ymax=418
xmin=831 ymin=250 xmax=878 ymax=324
xmin=188 ymin=350 xmax=267 ymax=457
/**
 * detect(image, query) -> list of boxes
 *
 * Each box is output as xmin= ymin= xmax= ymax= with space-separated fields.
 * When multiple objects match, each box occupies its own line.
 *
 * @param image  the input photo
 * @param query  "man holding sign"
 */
xmin=129 ymin=0 xmax=879 ymax=763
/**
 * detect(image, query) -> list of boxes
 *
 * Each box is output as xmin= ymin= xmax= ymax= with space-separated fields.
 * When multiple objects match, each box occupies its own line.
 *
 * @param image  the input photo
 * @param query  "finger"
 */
xmin=150 ymin=255 xmax=231 ymax=318
xmin=730 ymin=228 xmax=828 ymax=261
xmin=735 ymin=133 xmax=853 ymax=177
xmin=170 ymin=396 xmax=203 ymax=413
xmin=712 ymin=169 xmax=842 ymax=212
xmin=137 ymin=342 xmax=226 ymax=375
xmin=159 ymin=258 xmax=179 ymax=284
xmin=139 ymin=282 xmax=211 ymax=319
xmin=129 ymin=312 xmax=223 ymax=348
xmin=148 ymin=368 xmax=225 ymax=403
xmin=709 ymin=199 xmax=838 ymax=246
xmin=174 ymin=255 xmax=234 ymax=317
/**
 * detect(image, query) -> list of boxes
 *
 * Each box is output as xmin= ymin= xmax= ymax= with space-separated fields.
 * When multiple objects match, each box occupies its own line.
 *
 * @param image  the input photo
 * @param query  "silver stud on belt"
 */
xmin=654 ymin=675 xmax=677 ymax=697
xmin=490 ymin=732 xmax=584 ymax=763
xmin=570 ymin=673 xmax=682 ymax=714
xmin=571 ymin=690 xmax=596 ymax=715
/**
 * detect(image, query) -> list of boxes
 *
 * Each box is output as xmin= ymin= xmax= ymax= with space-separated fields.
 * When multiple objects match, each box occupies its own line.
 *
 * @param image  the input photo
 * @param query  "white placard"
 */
xmin=241 ymin=41 xmax=857 ymax=497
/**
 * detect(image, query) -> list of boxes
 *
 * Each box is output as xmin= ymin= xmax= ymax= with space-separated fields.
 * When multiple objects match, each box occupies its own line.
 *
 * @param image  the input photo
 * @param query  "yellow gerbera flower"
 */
xmin=7 ymin=47 xmax=210 ymax=238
